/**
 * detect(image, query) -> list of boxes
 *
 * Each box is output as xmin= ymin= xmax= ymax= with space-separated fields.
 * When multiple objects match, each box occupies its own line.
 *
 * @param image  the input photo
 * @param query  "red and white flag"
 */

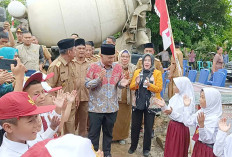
xmin=154 ymin=0 xmax=182 ymax=75
xmin=154 ymin=0 xmax=174 ymax=55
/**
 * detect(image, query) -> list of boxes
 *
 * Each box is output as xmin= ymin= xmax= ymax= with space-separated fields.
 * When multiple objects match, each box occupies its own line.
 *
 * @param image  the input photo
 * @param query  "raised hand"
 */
xmin=135 ymin=75 xmax=140 ymax=84
xmin=11 ymin=58 xmax=26 ymax=79
xmin=99 ymin=69 xmax=106 ymax=81
xmin=49 ymin=116 xmax=61 ymax=131
xmin=219 ymin=118 xmax=231 ymax=132
xmin=120 ymin=78 xmax=129 ymax=87
xmin=153 ymin=98 xmax=166 ymax=107
xmin=183 ymin=95 xmax=191 ymax=107
xmin=66 ymin=90 xmax=77 ymax=103
xmin=0 ymin=71 xmax=13 ymax=84
xmin=164 ymin=107 xmax=173 ymax=115
xmin=197 ymin=112 xmax=205 ymax=128
xmin=53 ymin=89 xmax=65 ymax=109
xmin=3 ymin=21 xmax=11 ymax=32
xmin=96 ymin=150 xmax=104 ymax=157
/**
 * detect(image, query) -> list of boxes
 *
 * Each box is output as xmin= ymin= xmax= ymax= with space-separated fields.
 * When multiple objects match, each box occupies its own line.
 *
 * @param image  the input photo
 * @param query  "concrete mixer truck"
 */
xmin=7 ymin=0 xmax=153 ymax=52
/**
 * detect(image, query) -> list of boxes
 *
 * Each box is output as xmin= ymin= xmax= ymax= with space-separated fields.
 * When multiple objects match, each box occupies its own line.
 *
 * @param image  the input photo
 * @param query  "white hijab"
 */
xmin=169 ymin=77 xmax=195 ymax=115
xmin=197 ymin=88 xmax=222 ymax=127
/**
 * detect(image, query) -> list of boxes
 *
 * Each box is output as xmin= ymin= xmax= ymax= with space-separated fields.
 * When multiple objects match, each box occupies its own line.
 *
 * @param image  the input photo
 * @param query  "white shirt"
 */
xmin=183 ymin=107 xmax=218 ymax=144
xmin=157 ymin=51 xmax=170 ymax=61
xmin=0 ymin=133 xmax=29 ymax=157
xmin=213 ymin=130 xmax=232 ymax=157
xmin=27 ymin=110 xmax=61 ymax=146
xmin=161 ymin=105 xmax=184 ymax=123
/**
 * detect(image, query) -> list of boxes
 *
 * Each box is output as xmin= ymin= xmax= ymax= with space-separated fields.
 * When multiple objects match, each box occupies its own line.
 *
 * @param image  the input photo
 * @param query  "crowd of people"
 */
xmin=0 ymin=20 xmax=231 ymax=157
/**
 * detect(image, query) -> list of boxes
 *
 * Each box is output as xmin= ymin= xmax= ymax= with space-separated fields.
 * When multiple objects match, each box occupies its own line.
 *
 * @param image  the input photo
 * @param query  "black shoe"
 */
xmin=151 ymin=130 xmax=154 ymax=138
xmin=128 ymin=148 xmax=135 ymax=154
xmin=104 ymin=151 xmax=111 ymax=157
xmin=143 ymin=150 xmax=150 ymax=157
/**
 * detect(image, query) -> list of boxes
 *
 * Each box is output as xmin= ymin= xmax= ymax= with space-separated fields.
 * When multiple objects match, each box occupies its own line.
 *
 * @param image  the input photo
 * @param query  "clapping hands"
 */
xmin=153 ymin=98 xmax=166 ymax=107
xmin=183 ymin=95 xmax=191 ymax=107
xmin=197 ymin=112 xmax=205 ymax=128
xmin=219 ymin=118 xmax=231 ymax=132
xmin=53 ymin=89 xmax=66 ymax=110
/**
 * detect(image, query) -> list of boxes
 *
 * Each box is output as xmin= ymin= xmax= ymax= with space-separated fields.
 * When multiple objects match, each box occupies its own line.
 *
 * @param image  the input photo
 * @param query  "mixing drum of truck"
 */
xmin=7 ymin=0 xmax=153 ymax=52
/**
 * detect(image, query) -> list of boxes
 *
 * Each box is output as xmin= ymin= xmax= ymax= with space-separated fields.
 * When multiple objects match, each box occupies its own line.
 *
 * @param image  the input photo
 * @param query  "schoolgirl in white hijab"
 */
xmin=183 ymin=87 xmax=222 ymax=157
xmin=154 ymin=77 xmax=195 ymax=157
xmin=213 ymin=118 xmax=232 ymax=157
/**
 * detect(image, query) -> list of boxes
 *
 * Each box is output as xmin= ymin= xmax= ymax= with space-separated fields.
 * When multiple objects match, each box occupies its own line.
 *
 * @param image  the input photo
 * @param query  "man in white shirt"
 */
xmin=157 ymin=50 xmax=170 ymax=68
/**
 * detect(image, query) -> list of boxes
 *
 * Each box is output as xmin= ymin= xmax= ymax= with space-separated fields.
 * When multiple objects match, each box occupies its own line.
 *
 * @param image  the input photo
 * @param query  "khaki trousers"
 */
xmin=168 ymin=78 xmax=174 ymax=99
xmin=75 ymin=101 xmax=88 ymax=137
xmin=63 ymin=105 xmax=76 ymax=134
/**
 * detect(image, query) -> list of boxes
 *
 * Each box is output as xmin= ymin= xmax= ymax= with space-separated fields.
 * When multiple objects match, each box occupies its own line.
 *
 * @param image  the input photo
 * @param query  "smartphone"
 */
xmin=0 ymin=59 xmax=17 ymax=70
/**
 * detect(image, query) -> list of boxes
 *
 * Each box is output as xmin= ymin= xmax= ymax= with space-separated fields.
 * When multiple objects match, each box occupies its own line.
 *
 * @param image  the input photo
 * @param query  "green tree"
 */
xmin=147 ymin=0 xmax=232 ymax=56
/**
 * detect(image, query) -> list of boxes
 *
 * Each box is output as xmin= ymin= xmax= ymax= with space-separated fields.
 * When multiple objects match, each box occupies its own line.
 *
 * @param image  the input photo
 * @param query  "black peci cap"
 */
xmin=144 ymin=43 xmax=154 ymax=49
xmin=57 ymin=38 xmax=75 ymax=50
xmin=101 ymin=44 xmax=115 ymax=55
xmin=75 ymin=38 xmax=85 ymax=46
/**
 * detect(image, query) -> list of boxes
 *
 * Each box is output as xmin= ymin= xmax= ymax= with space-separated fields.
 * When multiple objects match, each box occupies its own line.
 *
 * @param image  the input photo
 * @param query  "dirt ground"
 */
xmin=106 ymin=115 xmax=167 ymax=157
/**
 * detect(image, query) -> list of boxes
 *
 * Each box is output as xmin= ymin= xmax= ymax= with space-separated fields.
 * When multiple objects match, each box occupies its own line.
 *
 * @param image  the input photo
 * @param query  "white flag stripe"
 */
xmin=162 ymin=28 xmax=172 ymax=50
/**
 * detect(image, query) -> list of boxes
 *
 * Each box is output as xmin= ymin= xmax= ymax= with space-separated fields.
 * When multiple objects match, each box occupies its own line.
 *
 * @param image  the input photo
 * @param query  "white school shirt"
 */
xmin=183 ymin=107 xmax=218 ymax=144
xmin=161 ymin=105 xmax=185 ymax=123
xmin=213 ymin=130 xmax=232 ymax=157
xmin=0 ymin=133 xmax=29 ymax=157
xmin=27 ymin=110 xmax=61 ymax=147
xmin=162 ymin=77 xmax=195 ymax=123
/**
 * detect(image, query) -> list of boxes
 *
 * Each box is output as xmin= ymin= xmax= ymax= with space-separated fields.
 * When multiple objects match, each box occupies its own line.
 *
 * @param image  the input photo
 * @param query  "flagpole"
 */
xmin=164 ymin=0 xmax=182 ymax=76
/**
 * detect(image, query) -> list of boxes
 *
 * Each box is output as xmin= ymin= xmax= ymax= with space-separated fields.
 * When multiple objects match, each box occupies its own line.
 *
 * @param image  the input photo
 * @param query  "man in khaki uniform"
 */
xmin=85 ymin=41 xmax=99 ymax=62
xmin=136 ymin=43 xmax=164 ymax=73
xmin=47 ymin=38 xmax=77 ymax=134
xmin=16 ymin=31 xmax=44 ymax=71
xmin=167 ymin=43 xmax=183 ymax=99
xmin=72 ymin=38 xmax=90 ymax=137
xmin=14 ymin=27 xmax=24 ymax=47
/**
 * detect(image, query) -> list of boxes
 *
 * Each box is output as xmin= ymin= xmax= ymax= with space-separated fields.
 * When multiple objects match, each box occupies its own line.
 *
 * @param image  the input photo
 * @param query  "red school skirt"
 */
xmin=164 ymin=120 xmax=190 ymax=157
xmin=192 ymin=141 xmax=216 ymax=157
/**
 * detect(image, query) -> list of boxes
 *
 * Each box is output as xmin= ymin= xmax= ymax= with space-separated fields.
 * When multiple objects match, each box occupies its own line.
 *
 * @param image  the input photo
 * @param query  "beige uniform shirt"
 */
xmin=72 ymin=58 xmax=90 ymax=101
xmin=169 ymin=48 xmax=183 ymax=77
xmin=42 ymin=45 xmax=51 ymax=60
xmin=47 ymin=56 xmax=77 ymax=107
xmin=14 ymin=40 xmax=23 ymax=47
xmin=136 ymin=57 xmax=164 ymax=73
xmin=16 ymin=44 xmax=40 ymax=70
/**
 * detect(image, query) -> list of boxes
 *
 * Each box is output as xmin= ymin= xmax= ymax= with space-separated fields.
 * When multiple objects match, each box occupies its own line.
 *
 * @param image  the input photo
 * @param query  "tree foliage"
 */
xmin=147 ymin=0 xmax=232 ymax=60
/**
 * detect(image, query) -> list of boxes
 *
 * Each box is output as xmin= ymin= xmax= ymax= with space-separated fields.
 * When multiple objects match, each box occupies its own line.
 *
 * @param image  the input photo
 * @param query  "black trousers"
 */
xmin=189 ymin=62 xmax=195 ymax=70
xmin=130 ymin=108 xmax=155 ymax=152
xmin=162 ymin=61 xmax=169 ymax=68
xmin=88 ymin=112 xmax=117 ymax=156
